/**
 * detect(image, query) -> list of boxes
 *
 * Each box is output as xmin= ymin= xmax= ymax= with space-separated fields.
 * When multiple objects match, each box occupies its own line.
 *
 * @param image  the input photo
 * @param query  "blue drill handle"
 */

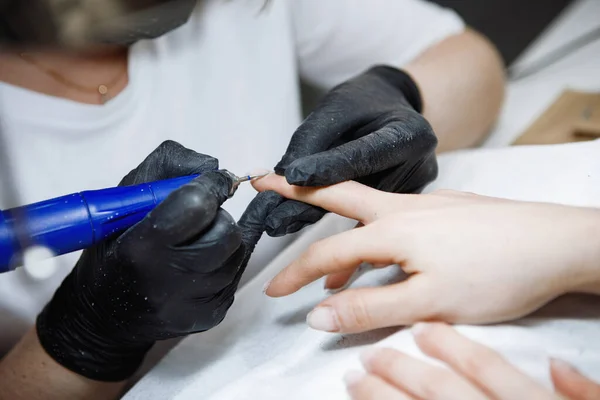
xmin=0 ymin=175 xmax=199 ymax=272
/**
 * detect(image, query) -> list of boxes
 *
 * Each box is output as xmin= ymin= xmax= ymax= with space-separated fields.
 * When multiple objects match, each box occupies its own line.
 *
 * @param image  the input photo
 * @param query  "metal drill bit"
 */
xmin=221 ymin=170 xmax=270 ymax=197
xmin=235 ymin=172 xmax=270 ymax=184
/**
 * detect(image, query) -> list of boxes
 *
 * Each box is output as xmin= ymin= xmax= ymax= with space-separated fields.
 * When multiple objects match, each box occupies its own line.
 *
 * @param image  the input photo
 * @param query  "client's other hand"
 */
xmin=254 ymin=174 xmax=600 ymax=334
xmin=346 ymin=323 xmax=600 ymax=400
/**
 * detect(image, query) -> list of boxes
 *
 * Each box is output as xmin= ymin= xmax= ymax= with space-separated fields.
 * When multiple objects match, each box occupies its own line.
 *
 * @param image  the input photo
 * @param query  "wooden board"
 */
xmin=513 ymin=90 xmax=600 ymax=145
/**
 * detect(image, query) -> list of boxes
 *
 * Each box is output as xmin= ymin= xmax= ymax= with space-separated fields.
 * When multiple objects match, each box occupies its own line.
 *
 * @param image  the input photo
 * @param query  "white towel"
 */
xmin=125 ymin=140 xmax=600 ymax=400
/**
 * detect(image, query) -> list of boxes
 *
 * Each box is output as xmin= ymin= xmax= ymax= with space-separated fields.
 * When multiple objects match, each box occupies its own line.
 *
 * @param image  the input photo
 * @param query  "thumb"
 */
xmin=550 ymin=359 xmax=600 ymax=400
xmin=237 ymin=191 xmax=285 ymax=252
xmin=307 ymin=275 xmax=433 ymax=334
xmin=284 ymin=121 xmax=436 ymax=187
xmin=131 ymin=171 xmax=231 ymax=245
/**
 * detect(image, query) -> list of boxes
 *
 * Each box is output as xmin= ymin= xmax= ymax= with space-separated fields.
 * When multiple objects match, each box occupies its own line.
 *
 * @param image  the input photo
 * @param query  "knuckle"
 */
xmin=178 ymin=184 xmax=216 ymax=213
xmin=298 ymin=245 xmax=321 ymax=272
xmin=342 ymin=296 xmax=374 ymax=331
xmin=312 ymin=263 xmax=329 ymax=281
xmin=459 ymin=346 xmax=500 ymax=380
xmin=153 ymin=140 xmax=180 ymax=160
xmin=158 ymin=139 xmax=180 ymax=150
xmin=301 ymin=242 xmax=330 ymax=273
xmin=415 ymin=369 xmax=455 ymax=400
xmin=328 ymin=250 xmax=345 ymax=268
xmin=370 ymin=349 xmax=398 ymax=370
xmin=304 ymin=242 xmax=321 ymax=260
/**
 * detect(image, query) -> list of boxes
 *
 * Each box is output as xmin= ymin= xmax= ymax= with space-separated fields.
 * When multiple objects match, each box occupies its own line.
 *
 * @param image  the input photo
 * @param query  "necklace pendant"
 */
xmin=98 ymin=85 xmax=109 ymax=104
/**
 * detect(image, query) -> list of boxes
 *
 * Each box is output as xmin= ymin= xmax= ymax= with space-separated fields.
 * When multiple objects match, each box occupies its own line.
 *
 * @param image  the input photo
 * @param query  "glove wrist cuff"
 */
xmin=36 ymin=273 xmax=153 ymax=382
xmin=368 ymin=65 xmax=424 ymax=113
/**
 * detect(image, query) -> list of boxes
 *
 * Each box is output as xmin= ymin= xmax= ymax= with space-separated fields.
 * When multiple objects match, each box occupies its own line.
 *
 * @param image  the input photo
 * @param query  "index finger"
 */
xmin=266 ymin=224 xmax=400 ymax=297
xmin=142 ymin=172 xmax=229 ymax=244
xmin=252 ymin=174 xmax=410 ymax=223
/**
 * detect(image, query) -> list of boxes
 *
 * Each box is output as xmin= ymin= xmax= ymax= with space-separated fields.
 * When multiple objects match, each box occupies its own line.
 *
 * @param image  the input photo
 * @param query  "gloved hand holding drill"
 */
xmin=36 ymin=141 xmax=282 ymax=381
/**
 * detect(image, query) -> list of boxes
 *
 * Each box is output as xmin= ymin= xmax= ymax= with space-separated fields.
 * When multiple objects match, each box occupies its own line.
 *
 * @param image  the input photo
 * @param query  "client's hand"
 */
xmin=346 ymin=323 xmax=600 ymax=400
xmin=262 ymin=66 xmax=438 ymax=237
xmin=254 ymin=174 xmax=600 ymax=333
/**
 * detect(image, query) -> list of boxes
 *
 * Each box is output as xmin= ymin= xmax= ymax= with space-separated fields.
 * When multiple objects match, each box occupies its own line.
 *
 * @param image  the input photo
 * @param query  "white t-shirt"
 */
xmin=0 ymin=0 xmax=464 ymax=362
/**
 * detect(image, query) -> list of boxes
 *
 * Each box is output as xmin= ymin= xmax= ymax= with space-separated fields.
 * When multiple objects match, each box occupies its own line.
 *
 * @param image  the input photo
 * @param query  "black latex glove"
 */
xmin=36 ymin=140 xmax=282 ymax=381
xmin=265 ymin=65 xmax=439 ymax=236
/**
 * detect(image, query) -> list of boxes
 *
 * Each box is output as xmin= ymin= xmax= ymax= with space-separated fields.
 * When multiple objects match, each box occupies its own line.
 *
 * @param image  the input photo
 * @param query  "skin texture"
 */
xmin=0 ymin=329 xmax=124 ymax=400
xmin=345 ymin=323 xmax=600 ymax=400
xmin=254 ymin=174 xmax=600 ymax=334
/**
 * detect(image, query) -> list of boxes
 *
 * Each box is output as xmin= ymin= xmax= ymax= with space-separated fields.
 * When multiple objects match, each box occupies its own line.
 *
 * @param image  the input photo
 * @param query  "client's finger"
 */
xmin=325 ymin=222 xmax=367 ymax=290
xmin=550 ymin=358 xmax=600 ymax=400
xmin=361 ymin=348 xmax=487 ymax=400
xmin=344 ymin=371 xmax=414 ymax=400
xmin=307 ymin=276 xmax=432 ymax=333
xmin=413 ymin=323 xmax=555 ymax=399
xmin=325 ymin=269 xmax=358 ymax=290
xmin=252 ymin=174 xmax=404 ymax=223
xmin=265 ymin=225 xmax=400 ymax=297
xmin=325 ymin=263 xmax=391 ymax=291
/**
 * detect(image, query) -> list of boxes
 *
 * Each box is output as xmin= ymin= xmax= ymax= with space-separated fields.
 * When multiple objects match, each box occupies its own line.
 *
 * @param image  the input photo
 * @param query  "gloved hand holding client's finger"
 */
xmin=263 ymin=65 xmax=439 ymax=237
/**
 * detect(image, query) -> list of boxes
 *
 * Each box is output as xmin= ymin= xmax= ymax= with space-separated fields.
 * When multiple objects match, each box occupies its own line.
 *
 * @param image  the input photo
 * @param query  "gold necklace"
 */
xmin=19 ymin=53 xmax=126 ymax=104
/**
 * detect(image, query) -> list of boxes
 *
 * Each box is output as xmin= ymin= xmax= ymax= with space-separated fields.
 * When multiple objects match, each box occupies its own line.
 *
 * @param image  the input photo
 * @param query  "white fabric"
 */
xmin=0 ymin=0 xmax=464 ymax=365
xmin=125 ymin=140 xmax=600 ymax=400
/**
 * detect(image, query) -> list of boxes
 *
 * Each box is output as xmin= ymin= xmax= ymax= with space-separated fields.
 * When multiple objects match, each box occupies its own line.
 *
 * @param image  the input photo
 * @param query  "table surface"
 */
xmin=482 ymin=0 xmax=600 ymax=148
xmin=126 ymin=1 xmax=600 ymax=397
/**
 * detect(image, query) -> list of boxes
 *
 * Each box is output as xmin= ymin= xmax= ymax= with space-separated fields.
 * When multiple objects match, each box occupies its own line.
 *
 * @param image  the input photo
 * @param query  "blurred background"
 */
xmin=301 ymin=0 xmax=578 ymax=114
xmin=431 ymin=0 xmax=574 ymax=65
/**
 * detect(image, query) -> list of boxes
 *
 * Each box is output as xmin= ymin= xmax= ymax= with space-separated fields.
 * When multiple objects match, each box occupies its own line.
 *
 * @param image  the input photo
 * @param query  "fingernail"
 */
xmin=262 ymin=280 xmax=271 ymax=294
xmin=343 ymin=370 xmax=365 ymax=388
xmin=550 ymin=358 xmax=578 ymax=373
xmin=412 ymin=322 xmax=431 ymax=337
xmin=360 ymin=348 xmax=380 ymax=368
xmin=307 ymin=306 xmax=340 ymax=332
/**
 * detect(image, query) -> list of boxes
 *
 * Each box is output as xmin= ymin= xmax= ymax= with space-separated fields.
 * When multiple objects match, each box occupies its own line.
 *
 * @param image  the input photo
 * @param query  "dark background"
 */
xmin=430 ymin=0 xmax=574 ymax=65
xmin=301 ymin=0 xmax=575 ymax=112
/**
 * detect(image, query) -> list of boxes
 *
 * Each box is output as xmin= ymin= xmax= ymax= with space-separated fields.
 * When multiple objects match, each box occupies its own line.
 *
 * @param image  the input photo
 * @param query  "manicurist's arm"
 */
xmin=404 ymin=29 xmax=505 ymax=151
xmin=0 ymin=329 xmax=124 ymax=400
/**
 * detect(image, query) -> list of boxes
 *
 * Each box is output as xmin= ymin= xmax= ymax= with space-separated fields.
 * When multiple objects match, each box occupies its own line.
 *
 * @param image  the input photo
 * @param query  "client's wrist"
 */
xmin=564 ymin=208 xmax=600 ymax=295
